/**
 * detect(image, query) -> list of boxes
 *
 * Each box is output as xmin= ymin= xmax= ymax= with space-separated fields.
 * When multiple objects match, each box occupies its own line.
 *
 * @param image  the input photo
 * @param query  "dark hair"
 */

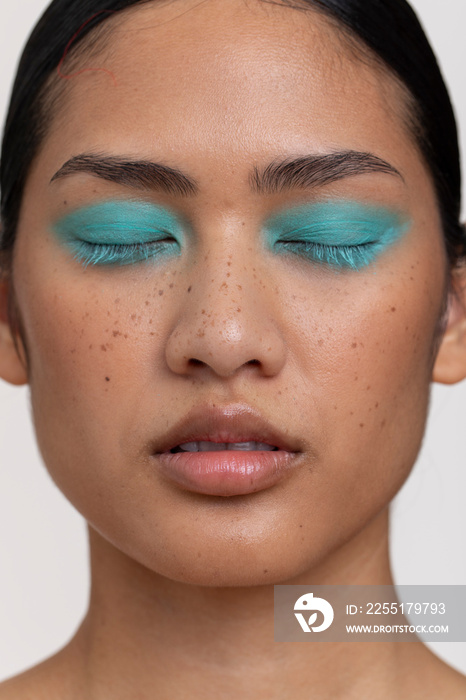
xmin=0 ymin=0 xmax=463 ymax=269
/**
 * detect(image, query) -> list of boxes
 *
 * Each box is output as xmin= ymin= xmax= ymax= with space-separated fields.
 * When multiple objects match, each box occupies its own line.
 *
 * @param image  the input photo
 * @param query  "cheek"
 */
xmin=283 ymin=246 xmax=446 ymax=540
xmin=12 ymin=249 xmax=179 ymax=495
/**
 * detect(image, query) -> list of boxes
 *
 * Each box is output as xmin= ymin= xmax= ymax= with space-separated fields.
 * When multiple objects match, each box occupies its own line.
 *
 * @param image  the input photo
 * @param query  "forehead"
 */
xmin=47 ymin=0 xmax=416 ymax=183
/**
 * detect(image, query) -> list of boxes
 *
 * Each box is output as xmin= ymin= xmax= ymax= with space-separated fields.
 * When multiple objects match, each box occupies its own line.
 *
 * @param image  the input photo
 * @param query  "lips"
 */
xmin=154 ymin=402 xmax=301 ymax=455
xmin=152 ymin=403 xmax=303 ymax=497
xmin=171 ymin=441 xmax=278 ymax=452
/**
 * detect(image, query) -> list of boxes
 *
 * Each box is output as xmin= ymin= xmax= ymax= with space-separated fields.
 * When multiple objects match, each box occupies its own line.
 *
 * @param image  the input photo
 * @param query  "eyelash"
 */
xmin=70 ymin=239 xmax=178 ymax=267
xmin=275 ymin=240 xmax=378 ymax=270
xmin=70 ymin=233 xmax=377 ymax=270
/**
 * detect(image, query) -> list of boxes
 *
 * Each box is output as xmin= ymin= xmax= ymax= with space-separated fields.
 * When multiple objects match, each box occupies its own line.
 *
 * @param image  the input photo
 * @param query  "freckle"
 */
xmin=354 ymin=375 xmax=359 ymax=381
xmin=237 ymin=308 xmax=241 ymax=313
xmin=350 ymin=411 xmax=354 ymax=416
xmin=381 ymin=420 xmax=386 ymax=428
xmin=70 ymin=348 xmax=76 ymax=354
xmin=63 ymin=200 xmax=67 ymax=205
xmin=318 ymin=339 xmax=324 ymax=347
xmin=101 ymin=345 xmax=107 ymax=352
xmin=113 ymin=330 xmax=121 ymax=337
xmin=299 ymin=524 xmax=303 ymax=528
xmin=131 ymin=314 xmax=137 ymax=320
xmin=263 ymin=569 xmax=268 ymax=574
xmin=187 ymin=286 xmax=192 ymax=293
xmin=360 ymin=423 xmax=365 ymax=428
xmin=278 ymin=391 xmax=282 ymax=395
xmin=158 ymin=290 xmax=164 ymax=296
xmin=391 ymin=307 xmax=396 ymax=313
xmin=197 ymin=329 xmax=205 ymax=337
xmin=89 ymin=344 xmax=93 ymax=350
xmin=197 ymin=552 xmax=202 ymax=558
xmin=351 ymin=342 xmax=357 ymax=349
xmin=150 ymin=332 xmax=155 ymax=336
xmin=169 ymin=283 xmax=174 ymax=288
xmin=333 ymin=405 xmax=338 ymax=410
xmin=227 ymin=261 xmax=231 ymax=266
xmin=237 ymin=285 xmax=242 ymax=291
xmin=114 ymin=298 xmax=120 ymax=304
xmin=145 ymin=301 xmax=150 ymax=306
xmin=366 ymin=385 xmax=371 ymax=391
xmin=375 ymin=403 xmax=379 ymax=409
xmin=227 ymin=273 xmax=231 ymax=277
xmin=105 ymin=377 xmax=110 ymax=382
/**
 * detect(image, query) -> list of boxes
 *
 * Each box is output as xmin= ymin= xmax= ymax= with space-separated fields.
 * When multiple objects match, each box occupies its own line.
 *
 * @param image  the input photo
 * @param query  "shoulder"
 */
xmin=0 ymin=660 xmax=64 ymax=700
xmin=402 ymin=643 xmax=466 ymax=699
xmin=0 ymin=647 xmax=84 ymax=700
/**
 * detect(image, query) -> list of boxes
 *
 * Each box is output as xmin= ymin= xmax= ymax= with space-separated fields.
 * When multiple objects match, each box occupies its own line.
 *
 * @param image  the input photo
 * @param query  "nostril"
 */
xmin=188 ymin=358 xmax=205 ymax=367
xmin=247 ymin=359 xmax=261 ymax=366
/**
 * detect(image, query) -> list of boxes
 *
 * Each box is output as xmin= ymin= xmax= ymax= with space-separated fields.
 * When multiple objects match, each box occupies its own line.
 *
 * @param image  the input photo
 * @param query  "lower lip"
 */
xmin=155 ymin=450 xmax=298 ymax=496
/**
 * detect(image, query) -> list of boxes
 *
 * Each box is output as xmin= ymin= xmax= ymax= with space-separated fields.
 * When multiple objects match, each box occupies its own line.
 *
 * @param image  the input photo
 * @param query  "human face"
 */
xmin=12 ymin=0 xmax=447 ymax=585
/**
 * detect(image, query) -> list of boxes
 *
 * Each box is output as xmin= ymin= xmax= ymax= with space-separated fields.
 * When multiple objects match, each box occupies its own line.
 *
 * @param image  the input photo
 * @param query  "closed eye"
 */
xmin=275 ymin=239 xmax=379 ymax=270
xmin=69 ymin=238 xmax=179 ymax=267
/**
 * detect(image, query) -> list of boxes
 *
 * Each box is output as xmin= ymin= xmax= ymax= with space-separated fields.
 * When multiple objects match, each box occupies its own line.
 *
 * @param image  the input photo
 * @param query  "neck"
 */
xmin=60 ymin=511 xmax=424 ymax=700
xmin=66 ymin=509 xmax=415 ymax=699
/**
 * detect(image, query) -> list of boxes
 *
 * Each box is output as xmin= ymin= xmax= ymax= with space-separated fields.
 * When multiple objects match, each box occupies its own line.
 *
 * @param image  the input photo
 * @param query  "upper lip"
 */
xmin=153 ymin=403 xmax=302 ymax=454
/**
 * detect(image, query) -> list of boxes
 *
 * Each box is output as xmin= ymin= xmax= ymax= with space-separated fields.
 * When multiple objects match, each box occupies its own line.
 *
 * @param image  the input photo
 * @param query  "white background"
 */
xmin=1 ymin=0 xmax=466 ymax=682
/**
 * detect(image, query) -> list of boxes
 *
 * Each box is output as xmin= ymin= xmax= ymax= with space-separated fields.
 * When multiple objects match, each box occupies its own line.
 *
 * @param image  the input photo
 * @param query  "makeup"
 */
xmin=53 ymin=199 xmax=184 ymax=267
xmin=154 ymin=403 xmax=302 ymax=497
xmin=264 ymin=200 xmax=411 ymax=270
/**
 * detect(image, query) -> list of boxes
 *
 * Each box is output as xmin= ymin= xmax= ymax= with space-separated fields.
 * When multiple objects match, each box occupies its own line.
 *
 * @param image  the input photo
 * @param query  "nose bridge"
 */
xmin=165 ymin=231 xmax=286 ymax=378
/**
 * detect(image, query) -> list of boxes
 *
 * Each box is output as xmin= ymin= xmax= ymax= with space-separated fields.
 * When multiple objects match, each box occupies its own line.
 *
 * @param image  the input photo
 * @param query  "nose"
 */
xmin=164 ymin=248 xmax=287 ymax=379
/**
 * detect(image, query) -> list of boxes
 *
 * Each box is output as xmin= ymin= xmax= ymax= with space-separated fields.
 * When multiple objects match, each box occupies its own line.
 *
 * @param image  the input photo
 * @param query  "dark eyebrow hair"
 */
xmin=50 ymin=153 xmax=198 ymax=197
xmin=249 ymin=151 xmax=403 ymax=194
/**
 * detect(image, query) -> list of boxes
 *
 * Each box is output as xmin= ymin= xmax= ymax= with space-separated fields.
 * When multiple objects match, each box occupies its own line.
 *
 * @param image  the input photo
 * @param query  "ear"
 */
xmin=0 ymin=276 xmax=28 ymax=386
xmin=433 ymin=263 xmax=466 ymax=385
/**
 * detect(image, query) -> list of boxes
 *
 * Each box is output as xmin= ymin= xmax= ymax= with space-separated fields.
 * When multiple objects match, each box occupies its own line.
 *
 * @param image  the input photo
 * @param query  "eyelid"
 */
xmin=53 ymin=199 xmax=186 ymax=245
xmin=264 ymin=200 xmax=411 ymax=270
xmin=264 ymin=201 xmax=410 ymax=244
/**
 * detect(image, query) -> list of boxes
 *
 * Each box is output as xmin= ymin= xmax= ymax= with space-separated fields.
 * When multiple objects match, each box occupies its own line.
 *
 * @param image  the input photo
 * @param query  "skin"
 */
xmin=1 ymin=0 xmax=466 ymax=697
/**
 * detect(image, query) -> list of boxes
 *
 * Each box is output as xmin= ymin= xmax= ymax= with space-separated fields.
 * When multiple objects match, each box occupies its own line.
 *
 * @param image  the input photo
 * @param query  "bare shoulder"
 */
xmin=0 ymin=662 xmax=59 ymax=700
xmin=402 ymin=643 xmax=466 ymax=699
xmin=0 ymin=647 xmax=85 ymax=700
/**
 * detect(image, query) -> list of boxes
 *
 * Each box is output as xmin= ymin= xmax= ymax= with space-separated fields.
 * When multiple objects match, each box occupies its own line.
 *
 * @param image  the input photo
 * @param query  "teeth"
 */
xmin=176 ymin=442 xmax=201 ymax=452
xmin=227 ymin=442 xmax=275 ymax=451
xmin=176 ymin=441 xmax=277 ymax=452
xmin=199 ymin=441 xmax=227 ymax=452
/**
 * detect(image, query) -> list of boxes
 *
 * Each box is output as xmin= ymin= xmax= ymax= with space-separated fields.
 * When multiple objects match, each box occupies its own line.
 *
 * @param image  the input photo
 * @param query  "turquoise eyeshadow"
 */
xmin=264 ymin=200 xmax=411 ymax=270
xmin=53 ymin=200 xmax=185 ymax=267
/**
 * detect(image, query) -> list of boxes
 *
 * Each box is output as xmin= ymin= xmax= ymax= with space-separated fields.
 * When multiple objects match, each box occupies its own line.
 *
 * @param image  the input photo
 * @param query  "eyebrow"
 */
xmin=50 ymin=150 xmax=402 ymax=198
xmin=249 ymin=151 xmax=403 ymax=194
xmin=50 ymin=154 xmax=198 ymax=197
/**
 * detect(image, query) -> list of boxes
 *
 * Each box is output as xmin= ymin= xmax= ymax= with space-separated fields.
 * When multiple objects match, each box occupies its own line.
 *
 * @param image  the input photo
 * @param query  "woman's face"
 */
xmin=11 ymin=0 xmax=447 ymax=585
